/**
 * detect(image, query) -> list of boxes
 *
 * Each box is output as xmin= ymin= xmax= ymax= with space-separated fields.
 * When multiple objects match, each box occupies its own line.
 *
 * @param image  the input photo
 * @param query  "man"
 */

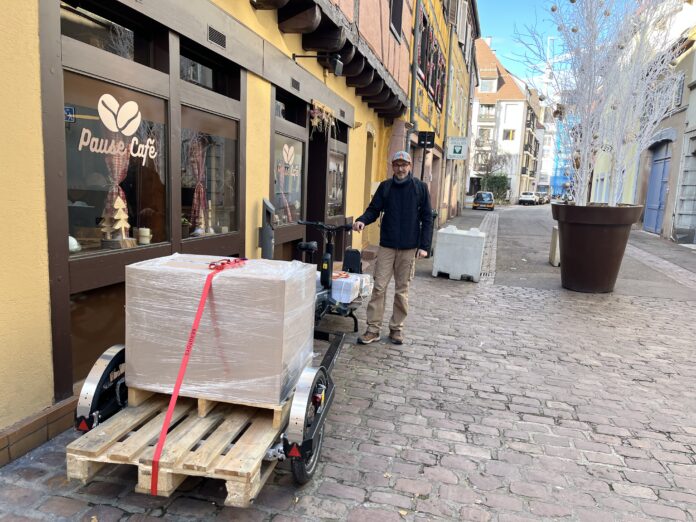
xmin=352 ymin=151 xmax=433 ymax=345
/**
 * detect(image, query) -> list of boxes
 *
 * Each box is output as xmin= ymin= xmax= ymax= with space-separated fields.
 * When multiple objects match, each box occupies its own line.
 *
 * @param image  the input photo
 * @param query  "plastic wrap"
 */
xmin=125 ymin=253 xmax=315 ymax=406
xmin=331 ymin=275 xmax=361 ymax=303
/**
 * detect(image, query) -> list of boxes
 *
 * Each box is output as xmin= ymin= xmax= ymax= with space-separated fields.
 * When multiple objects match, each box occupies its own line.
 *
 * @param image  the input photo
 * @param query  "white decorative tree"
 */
xmin=99 ymin=208 xmax=114 ymax=240
xmin=517 ymin=0 xmax=683 ymax=206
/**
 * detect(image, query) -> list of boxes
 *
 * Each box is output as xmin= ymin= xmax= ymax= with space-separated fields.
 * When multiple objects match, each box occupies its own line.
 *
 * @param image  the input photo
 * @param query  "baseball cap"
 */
xmin=391 ymin=151 xmax=411 ymax=163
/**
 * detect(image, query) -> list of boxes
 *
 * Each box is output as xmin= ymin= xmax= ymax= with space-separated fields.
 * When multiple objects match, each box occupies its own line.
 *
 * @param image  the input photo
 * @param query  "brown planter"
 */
xmin=551 ymin=203 xmax=643 ymax=293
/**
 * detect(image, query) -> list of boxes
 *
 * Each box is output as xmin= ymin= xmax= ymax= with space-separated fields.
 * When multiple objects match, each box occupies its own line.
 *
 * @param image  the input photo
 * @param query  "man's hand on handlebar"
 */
xmin=352 ymin=221 xmax=365 ymax=233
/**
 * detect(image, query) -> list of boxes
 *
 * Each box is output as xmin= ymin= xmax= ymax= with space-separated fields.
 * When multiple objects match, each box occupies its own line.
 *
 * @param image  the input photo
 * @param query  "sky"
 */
xmin=475 ymin=0 xmax=558 ymax=83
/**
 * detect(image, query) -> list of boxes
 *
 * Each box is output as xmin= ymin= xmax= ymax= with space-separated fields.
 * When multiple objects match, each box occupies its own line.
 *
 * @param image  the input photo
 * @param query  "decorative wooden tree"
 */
xmin=99 ymin=208 xmax=114 ymax=240
xmin=112 ymin=196 xmax=130 ymax=239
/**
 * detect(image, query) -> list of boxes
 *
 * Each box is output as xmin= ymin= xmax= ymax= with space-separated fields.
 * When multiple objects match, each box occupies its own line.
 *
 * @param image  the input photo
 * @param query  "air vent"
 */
xmin=207 ymin=25 xmax=227 ymax=49
xmin=340 ymin=109 xmax=346 ymax=118
xmin=291 ymin=78 xmax=300 ymax=91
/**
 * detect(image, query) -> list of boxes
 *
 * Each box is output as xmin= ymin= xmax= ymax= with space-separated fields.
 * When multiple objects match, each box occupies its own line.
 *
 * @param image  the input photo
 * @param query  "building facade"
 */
xmin=404 ymin=0 xmax=479 ymax=228
xmin=469 ymin=38 xmax=543 ymax=203
xmin=441 ymin=0 xmax=480 ymax=220
xmin=633 ymin=27 xmax=695 ymax=242
xmin=0 ymin=0 xmax=418 ymax=460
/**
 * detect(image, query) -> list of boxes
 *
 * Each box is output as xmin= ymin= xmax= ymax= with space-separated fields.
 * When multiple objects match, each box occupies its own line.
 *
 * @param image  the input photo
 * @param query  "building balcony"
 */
xmin=475 ymin=139 xmax=493 ymax=148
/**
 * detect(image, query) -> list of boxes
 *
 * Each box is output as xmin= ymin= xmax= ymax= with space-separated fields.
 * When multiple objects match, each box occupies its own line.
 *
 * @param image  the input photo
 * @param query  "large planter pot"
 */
xmin=551 ymin=203 xmax=643 ymax=293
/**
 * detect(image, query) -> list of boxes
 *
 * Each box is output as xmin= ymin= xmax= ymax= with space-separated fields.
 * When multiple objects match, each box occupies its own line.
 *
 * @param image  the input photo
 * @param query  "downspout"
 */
xmin=442 ymin=18 xmax=455 ymax=223
xmin=406 ymin=0 xmax=423 ymax=153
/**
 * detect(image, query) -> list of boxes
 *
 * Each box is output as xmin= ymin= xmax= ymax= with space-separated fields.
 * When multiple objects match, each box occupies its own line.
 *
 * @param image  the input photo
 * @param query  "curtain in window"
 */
xmin=104 ymin=134 xmax=131 ymax=218
xmin=189 ymin=134 xmax=208 ymax=232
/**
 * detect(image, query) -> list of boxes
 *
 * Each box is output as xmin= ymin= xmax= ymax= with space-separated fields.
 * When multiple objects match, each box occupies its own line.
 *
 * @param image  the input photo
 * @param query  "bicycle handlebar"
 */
xmin=298 ymin=220 xmax=353 ymax=232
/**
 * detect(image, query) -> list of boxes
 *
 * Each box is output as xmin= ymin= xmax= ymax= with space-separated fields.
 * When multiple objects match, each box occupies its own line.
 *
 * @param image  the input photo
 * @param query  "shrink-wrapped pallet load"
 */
xmin=125 ymin=254 xmax=315 ymax=406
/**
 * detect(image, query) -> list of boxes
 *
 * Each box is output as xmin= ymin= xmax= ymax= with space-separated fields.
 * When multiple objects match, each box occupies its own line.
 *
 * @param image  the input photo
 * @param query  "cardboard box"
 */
xmin=331 ymin=274 xmax=361 ymax=303
xmin=125 ymin=254 xmax=315 ymax=405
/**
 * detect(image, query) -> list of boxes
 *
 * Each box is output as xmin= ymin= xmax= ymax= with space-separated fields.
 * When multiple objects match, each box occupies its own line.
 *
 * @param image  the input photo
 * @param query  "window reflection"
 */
xmin=327 ymin=150 xmax=345 ymax=217
xmin=181 ymin=107 xmax=238 ymax=237
xmin=273 ymin=134 xmax=304 ymax=225
xmin=64 ymin=72 xmax=167 ymax=255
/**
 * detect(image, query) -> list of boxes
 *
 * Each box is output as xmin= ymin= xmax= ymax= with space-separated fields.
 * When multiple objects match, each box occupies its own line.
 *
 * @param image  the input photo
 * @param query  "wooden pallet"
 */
xmin=66 ymin=392 xmax=292 ymax=507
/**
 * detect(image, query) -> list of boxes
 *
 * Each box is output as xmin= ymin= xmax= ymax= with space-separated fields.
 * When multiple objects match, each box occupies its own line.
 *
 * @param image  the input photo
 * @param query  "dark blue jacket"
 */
xmin=357 ymin=174 xmax=433 ymax=252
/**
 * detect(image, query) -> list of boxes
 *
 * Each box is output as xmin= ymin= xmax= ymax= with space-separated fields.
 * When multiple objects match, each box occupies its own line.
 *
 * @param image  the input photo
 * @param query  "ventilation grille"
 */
xmin=291 ymin=78 xmax=300 ymax=91
xmin=340 ymin=109 xmax=346 ymax=118
xmin=207 ymin=25 xmax=227 ymax=49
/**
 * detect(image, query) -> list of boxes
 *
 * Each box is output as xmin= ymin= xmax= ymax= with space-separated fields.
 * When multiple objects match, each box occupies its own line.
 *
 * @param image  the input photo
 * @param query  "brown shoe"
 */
xmin=389 ymin=330 xmax=404 ymax=345
xmin=358 ymin=331 xmax=381 ymax=344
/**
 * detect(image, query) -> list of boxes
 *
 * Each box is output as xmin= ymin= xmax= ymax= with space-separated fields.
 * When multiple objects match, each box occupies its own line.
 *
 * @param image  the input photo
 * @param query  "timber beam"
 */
xmin=249 ymin=0 xmax=289 ymax=8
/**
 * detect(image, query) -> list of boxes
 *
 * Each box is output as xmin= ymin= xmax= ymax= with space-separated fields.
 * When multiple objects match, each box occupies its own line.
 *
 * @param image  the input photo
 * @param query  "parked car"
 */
xmin=519 ymin=192 xmax=538 ymax=205
xmin=472 ymin=191 xmax=495 ymax=211
xmin=536 ymin=192 xmax=549 ymax=204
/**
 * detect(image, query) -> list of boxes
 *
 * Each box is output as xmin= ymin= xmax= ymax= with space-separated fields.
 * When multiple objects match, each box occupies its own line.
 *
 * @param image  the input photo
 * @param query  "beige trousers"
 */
xmin=366 ymin=247 xmax=417 ymax=334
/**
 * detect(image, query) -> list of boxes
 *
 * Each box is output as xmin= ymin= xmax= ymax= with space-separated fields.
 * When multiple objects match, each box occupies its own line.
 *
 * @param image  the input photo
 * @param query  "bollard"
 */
xmin=549 ymin=225 xmax=561 ymax=267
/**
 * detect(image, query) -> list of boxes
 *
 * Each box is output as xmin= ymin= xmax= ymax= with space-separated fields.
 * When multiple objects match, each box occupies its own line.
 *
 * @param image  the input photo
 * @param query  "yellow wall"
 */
xmin=244 ymin=73 xmax=272 ymax=259
xmin=0 ymin=3 xmax=55 ymax=429
xmin=592 ymin=147 xmax=639 ymax=204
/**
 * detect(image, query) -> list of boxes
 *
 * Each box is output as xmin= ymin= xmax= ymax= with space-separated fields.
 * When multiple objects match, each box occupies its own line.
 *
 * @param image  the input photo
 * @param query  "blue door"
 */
xmin=643 ymin=142 xmax=671 ymax=234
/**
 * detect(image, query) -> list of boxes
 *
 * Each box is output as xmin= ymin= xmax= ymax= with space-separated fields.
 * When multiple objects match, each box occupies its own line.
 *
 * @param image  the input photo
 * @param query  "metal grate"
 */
xmin=291 ymin=78 xmax=300 ymax=91
xmin=207 ymin=25 xmax=226 ymax=49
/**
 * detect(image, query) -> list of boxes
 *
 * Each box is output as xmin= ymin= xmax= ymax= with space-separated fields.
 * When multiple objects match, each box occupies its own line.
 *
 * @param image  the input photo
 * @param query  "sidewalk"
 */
xmin=1 ymin=207 xmax=695 ymax=521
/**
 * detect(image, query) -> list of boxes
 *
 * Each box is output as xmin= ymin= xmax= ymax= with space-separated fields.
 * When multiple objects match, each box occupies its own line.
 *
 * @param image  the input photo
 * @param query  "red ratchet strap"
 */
xmin=151 ymin=257 xmax=246 ymax=495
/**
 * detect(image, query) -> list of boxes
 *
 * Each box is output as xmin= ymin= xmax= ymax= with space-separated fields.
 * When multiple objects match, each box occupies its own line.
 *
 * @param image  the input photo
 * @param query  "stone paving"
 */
xmin=1 ymin=208 xmax=696 ymax=521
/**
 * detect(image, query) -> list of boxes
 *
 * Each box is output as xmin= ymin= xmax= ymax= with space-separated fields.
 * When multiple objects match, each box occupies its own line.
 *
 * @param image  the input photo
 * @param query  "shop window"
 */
xmin=327 ymin=149 xmax=346 ymax=218
xmin=181 ymin=107 xmax=239 ymax=237
xmin=64 ymin=72 xmax=168 ymax=256
xmin=275 ymin=89 xmax=308 ymax=127
xmin=273 ymin=134 xmax=305 ymax=225
xmin=60 ymin=1 xmax=167 ymax=71
xmin=180 ymin=38 xmax=241 ymax=99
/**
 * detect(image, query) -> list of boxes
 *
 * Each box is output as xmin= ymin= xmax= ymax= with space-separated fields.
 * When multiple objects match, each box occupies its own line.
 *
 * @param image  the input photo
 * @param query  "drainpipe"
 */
xmin=406 ymin=0 xmax=423 ymax=154
xmin=442 ymin=17 xmax=455 ymax=224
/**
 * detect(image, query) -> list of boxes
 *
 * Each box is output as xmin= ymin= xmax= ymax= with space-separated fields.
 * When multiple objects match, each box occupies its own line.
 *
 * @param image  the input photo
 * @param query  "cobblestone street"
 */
xmin=1 ymin=206 xmax=696 ymax=521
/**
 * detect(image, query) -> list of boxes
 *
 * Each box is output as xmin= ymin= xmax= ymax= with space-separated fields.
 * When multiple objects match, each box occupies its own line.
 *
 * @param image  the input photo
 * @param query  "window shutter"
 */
xmin=448 ymin=0 xmax=459 ymax=26
xmin=457 ymin=0 xmax=468 ymax=46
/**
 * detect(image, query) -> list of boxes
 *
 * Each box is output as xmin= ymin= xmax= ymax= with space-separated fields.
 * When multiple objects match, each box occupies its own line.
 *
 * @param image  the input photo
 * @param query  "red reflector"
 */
xmin=288 ymin=444 xmax=301 ymax=458
xmin=77 ymin=419 xmax=89 ymax=432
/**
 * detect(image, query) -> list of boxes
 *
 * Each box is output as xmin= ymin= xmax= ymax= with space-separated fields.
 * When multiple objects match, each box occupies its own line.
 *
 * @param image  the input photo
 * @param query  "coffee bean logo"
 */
xmin=98 ymin=94 xmax=142 ymax=137
xmin=117 ymin=101 xmax=141 ymax=136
